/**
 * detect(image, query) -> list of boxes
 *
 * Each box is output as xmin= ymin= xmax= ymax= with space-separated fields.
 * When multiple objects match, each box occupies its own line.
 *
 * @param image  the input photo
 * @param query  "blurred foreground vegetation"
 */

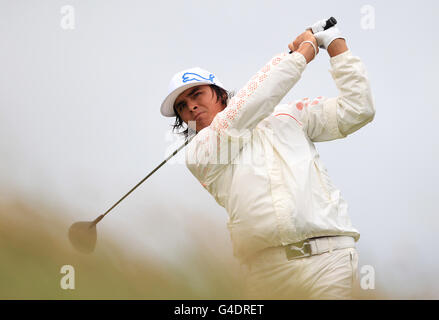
xmin=0 ymin=196 xmax=247 ymax=299
xmin=0 ymin=196 xmax=390 ymax=299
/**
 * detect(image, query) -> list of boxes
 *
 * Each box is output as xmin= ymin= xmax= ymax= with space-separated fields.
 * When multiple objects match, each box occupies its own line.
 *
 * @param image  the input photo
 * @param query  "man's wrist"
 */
xmin=327 ymin=38 xmax=348 ymax=57
xmin=297 ymin=42 xmax=316 ymax=64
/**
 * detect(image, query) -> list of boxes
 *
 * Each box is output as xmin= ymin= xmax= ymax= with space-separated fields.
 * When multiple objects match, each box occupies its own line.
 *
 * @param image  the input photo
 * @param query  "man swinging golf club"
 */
xmin=160 ymin=18 xmax=375 ymax=299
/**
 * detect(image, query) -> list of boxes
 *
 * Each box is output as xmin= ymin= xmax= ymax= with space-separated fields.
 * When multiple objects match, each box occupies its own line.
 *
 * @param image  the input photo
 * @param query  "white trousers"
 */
xmin=244 ymin=238 xmax=359 ymax=300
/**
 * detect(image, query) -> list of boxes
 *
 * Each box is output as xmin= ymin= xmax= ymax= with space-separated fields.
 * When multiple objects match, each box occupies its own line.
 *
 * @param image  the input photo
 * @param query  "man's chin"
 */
xmin=190 ymin=118 xmax=212 ymax=133
xmin=193 ymin=117 xmax=207 ymax=130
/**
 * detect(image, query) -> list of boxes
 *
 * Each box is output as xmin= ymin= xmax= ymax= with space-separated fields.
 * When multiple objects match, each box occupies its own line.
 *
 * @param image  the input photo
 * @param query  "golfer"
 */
xmin=160 ymin=19 xmax=375 ymax=299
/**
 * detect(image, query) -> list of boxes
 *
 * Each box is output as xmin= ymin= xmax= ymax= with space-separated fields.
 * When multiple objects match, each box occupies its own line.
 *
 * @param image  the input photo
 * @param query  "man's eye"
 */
xmin=194 ymin=92 xmax=201 ymax=97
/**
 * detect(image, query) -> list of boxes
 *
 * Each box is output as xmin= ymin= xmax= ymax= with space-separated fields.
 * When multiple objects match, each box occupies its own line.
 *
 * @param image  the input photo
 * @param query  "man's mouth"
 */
xmin=194 ymin=112 xmax=204 ymax=121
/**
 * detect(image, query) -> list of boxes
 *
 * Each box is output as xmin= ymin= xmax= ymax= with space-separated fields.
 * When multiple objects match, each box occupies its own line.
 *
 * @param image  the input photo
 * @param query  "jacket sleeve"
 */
xmin=286 ymin=50 xmax=375 ymax=142
xmin=186 ymin=51 xmax=307 ymax=188
xmin=210 ymin=51 xmax=307 ymax=134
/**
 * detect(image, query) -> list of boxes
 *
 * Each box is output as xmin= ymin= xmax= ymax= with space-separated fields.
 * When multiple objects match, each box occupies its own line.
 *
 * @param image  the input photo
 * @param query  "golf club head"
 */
xmin=68 ymin=221 xmax=97 ymax=254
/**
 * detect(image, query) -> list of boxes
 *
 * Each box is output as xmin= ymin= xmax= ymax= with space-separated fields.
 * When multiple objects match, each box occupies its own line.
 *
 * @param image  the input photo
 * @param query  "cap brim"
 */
xmin=160 ymin=81 xmax=212 ymax=117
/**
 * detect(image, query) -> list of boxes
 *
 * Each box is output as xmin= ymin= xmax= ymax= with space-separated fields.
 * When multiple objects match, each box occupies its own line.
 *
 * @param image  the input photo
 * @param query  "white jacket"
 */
xmin=185 ymin=50 xmax=375 ymax=265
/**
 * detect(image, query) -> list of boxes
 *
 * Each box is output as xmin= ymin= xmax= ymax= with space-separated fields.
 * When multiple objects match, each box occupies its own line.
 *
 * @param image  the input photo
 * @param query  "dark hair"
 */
xmin=172 ymin=84 xmax=234 ymax=140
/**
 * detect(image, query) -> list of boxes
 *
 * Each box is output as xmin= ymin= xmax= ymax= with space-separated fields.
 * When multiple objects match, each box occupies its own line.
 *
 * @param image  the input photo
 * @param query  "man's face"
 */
xmin=174 ymin=85 xmax=225 ymax=132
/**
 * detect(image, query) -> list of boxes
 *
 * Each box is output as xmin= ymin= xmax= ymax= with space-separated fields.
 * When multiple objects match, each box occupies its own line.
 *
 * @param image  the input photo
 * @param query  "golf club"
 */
xmin=69 ymin=17 xmax=338 ymax=254
xmin=68 ymin=135 xmax=194 ymax=253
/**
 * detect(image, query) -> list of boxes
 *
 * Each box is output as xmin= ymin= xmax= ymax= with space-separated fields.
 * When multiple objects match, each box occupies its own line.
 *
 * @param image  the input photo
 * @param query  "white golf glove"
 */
xmin=308 ymin=19 xmax=345 ymax=50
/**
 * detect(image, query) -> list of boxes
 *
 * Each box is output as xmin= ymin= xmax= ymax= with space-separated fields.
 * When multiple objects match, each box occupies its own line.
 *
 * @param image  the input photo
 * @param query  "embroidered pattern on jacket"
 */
xmin=211 ymin=52 xmax=288 ymax=135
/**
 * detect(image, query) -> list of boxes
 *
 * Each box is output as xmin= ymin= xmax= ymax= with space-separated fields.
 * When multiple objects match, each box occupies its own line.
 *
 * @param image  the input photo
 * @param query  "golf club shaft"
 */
xmin=92 ymin=136 xmax=194 ymax=226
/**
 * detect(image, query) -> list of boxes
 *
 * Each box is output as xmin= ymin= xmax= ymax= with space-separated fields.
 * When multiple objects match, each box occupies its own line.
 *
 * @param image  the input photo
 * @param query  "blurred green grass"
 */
xmin=0 ymin=196 xmax=246 ymax=299
xmin=0 ymin=196 xmax=392 ymax=299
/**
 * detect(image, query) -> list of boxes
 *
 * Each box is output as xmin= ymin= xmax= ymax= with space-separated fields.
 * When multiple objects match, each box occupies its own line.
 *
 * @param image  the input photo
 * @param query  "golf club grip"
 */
xmin=288 ymin=17 xmax=337 ymax=54
xmin=324 ymin=17 xmax=337 ymax=30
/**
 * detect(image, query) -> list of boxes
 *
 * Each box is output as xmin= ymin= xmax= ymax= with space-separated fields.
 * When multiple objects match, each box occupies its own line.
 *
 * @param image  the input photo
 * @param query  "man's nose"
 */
xmin=188 ymin=102 xmax=198 ymax=112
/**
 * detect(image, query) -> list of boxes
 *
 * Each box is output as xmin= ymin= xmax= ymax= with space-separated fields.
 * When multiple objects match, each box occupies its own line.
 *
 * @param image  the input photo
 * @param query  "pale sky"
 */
xmin=1 ymin=0 xmax=438 ymax=298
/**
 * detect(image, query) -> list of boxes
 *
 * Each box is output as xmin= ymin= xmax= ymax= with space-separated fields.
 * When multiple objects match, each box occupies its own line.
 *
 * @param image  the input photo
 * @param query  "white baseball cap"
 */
xmin=160 ymin=67 xmax=225 ymax=117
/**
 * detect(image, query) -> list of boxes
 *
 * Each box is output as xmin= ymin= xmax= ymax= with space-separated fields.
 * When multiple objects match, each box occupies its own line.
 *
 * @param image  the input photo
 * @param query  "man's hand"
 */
xmin=288 ymin=30 xmax=319 ymax=64
xmin=312 ymin=26 xmax=348 ymax=57
xmin=307 ymin=19 xmax=348 ymax=57
xmin=314 ymin=26 xmax=345 ymax=49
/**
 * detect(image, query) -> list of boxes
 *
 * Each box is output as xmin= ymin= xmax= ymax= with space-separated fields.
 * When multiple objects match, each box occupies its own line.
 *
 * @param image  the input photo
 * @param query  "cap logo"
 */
xmin=182 ymin=72 xmax=215 ymax=84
